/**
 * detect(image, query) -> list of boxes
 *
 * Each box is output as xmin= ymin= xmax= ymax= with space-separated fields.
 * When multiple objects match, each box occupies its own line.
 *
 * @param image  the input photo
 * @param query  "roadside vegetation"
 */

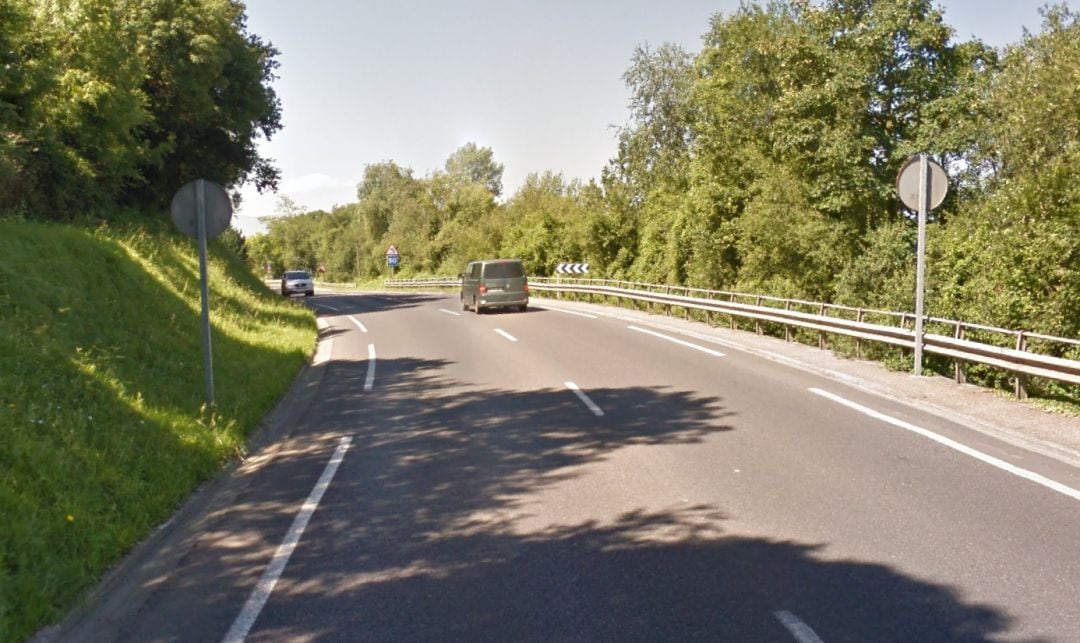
xmin=0 ymin=1 xmax=306 ymax=640
xmin=0 ymin=219 xmax=316 ymax=641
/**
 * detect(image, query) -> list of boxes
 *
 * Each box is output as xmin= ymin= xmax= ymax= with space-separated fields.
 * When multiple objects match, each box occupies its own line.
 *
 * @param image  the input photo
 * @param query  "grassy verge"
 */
xmin=0 ymin=219 xmax=316 ymax=641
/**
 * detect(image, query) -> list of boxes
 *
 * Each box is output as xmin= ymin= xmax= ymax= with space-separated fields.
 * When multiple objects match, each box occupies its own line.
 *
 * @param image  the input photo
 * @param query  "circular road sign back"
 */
xmin=170 ymin=180 xmax=233 ymax=239
xmin=896 ymin=155 xmax=948 ymax=211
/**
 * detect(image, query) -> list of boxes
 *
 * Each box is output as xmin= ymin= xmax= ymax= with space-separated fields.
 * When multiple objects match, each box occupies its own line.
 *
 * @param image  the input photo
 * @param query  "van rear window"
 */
xmin=484 ymin=262 xmax=524 ymax=279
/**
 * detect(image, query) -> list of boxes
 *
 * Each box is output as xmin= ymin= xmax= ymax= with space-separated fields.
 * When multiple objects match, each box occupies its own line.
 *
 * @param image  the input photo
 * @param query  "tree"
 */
xmin=0 ymin=1 xmax=45 ymax=213
xmin=126 ymin=0 xmax=282 ymax=209
xmin=935 ymin=6 xmax=1080 ymax=337
xmin=603 ymin=42 xmax=696 ymax=280
xmin=443 ymin=143 xmax=504 ymax=197
xmin=0 ymin=0 xmax=282 ymax=220
xmin=501 ymin=173 xmax=588 ymax=276
xmin=356 ymin=162 xmax=420 ymax=241
xmin=613 ymin=43 xmax=695 ymax=198
xmin=1 ymin=0 xmax=151 ymax=216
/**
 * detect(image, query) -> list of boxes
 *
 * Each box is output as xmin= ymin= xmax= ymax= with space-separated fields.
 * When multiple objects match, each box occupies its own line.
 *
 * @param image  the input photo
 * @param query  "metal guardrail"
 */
xmin=384 ymin=276 xmax=1080 ymax=396
xmin=384 ymin=277 xmax=458 ymax=288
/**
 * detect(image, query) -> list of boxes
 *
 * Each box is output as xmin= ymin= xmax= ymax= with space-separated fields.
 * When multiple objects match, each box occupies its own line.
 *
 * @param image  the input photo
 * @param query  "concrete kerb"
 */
xmin=33 ymin=325 xmax=335 ymax=642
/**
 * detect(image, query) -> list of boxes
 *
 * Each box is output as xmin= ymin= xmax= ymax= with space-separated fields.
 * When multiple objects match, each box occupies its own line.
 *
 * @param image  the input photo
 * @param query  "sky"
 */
xmin=233 ymin=0 xmax=1070 ymax=236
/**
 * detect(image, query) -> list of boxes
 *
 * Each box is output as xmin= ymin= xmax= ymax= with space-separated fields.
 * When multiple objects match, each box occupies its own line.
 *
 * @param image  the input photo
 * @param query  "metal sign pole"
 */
xmin=913 ymin=154 xmax=929 ymax=377
xmin=196 ymin=179 xmax=215 ymax=405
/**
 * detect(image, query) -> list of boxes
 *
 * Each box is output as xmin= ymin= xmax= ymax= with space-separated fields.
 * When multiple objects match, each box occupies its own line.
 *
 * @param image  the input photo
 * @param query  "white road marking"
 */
xmin=348 ymin=315 xmax=368 ymax=333
xmin=317 ymin=304 xmax=340 ymax=312
xmin=810 ymin=388 xmax=1080 ymax=502
xmin=494 ymin=328 xmax=518 ymax=342
xmin=540 ymin=305 xmax=598 ymax=319
xmin=628 ymin=325 xmax=725 ymax=357
xmin=223 ymin=436 xmax=352 ymax=643
xmin=439 ymin=309 xmax=462 ymax=316
xmin=565 ymin=381 xmax=604 ymax=416
xmin=364 ymin=344 xmax=376 ymax=392
xmin=773 ymin=610 xmax=824 ymax=643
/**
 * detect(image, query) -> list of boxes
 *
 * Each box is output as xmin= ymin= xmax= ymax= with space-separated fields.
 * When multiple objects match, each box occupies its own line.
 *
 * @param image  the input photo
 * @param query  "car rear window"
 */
xmin=483 ymin=262 xmax=524 ymax=279
xmin=285 ymin=271 xmax=310 ymax=279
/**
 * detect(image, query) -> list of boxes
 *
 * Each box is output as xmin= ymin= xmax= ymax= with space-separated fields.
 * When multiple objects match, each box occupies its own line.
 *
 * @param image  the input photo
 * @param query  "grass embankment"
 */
xmin=0 ymin=219 xmax=317 ymax=641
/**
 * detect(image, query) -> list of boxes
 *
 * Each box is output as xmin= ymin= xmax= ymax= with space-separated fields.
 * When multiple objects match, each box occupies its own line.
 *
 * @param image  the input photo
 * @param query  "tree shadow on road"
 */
xmin=119 ymin=355 xmax=1016 ymax=642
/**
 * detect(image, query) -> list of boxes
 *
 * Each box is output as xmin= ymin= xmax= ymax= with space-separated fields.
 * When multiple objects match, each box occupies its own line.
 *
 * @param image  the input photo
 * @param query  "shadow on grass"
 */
xmin=0 ymin=225 xmax=314 ymax=641
xmin=122 ymin=355 xmax=1013 ymax=642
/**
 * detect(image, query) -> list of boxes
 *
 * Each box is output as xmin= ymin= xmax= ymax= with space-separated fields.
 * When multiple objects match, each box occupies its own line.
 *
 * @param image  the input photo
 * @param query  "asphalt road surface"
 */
xmin=46 ymin=292 xmax=1080 ymax=642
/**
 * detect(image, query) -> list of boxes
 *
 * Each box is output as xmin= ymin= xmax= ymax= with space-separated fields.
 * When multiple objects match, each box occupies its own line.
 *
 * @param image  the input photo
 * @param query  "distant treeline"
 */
xmin=0 ymin=0 xmax=280 ymax=216
xmin=253 ymin=2 xmax=1078 ymax=339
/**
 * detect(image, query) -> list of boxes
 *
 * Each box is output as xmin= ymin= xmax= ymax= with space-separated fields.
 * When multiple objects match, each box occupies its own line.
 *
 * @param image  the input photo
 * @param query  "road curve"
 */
xmin=48 ymin=292 xmax=1080 ymax=642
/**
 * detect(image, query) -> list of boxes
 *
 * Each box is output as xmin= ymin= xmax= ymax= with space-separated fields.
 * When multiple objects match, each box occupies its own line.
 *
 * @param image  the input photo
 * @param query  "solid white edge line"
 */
xmin=318 ymin=304 xmax=340 ymax=312
xmin=222 ymin=436 xmax=353 ymax=643
xmin=565 ymin=381 xmax=604 ymax=417
xmin=628 ymin=325 xmax=725 ymax=357
xmin=364 ymin=344 xmax=376 ymax=391
xmin=438 ymin=309 xmax=462 ymax=316
xmin=539 ymin=305 xmax=598 ymax=319
xmin=494 ymin=328 xmax=518 ymax=342
xmin=810 ymin=388 xmax=1080 ymax=502
xmin=348 ymin=315 xmax=368 ymax=333
xmin=773 ymin=610 xmax=825 ymax=643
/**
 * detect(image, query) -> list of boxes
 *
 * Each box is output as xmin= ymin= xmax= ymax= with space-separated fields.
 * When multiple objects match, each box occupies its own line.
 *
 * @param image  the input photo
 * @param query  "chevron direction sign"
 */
xmin=556 ymin=262 xmax=589 ymax=274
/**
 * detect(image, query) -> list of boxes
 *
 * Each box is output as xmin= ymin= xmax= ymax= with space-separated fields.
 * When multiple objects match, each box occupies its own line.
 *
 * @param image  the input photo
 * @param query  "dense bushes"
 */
xmin=0 ymin=0 xmax=280 ymax=219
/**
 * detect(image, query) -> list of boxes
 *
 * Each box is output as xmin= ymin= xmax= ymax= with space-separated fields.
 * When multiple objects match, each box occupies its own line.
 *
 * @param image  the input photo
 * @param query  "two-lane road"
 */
xmin=56 ymin=291 xmax=1080 ymax=642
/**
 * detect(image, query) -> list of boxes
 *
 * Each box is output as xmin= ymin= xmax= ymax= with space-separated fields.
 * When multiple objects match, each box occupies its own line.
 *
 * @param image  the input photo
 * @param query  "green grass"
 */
xmin=0 ymin=219 xmax=316 ymax=641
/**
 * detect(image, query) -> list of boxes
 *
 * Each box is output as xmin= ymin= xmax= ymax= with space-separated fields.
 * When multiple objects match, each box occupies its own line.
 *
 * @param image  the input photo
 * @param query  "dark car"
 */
xmin=281 ymin=270 xmax=314 ymax=297
xmin=461 ymin=259 xmax=528 ymax=313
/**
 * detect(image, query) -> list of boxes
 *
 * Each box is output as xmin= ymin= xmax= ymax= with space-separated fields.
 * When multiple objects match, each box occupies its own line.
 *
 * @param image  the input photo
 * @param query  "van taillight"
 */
xmin=523 ymin=283 xmax=529 ymax=293
xmin=478 ymin=284 xmax=487 ymax=294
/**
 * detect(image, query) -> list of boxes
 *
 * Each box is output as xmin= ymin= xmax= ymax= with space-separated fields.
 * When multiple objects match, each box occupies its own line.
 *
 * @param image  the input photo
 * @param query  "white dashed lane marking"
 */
xmin=565 ymin=381 xmax=604 ymax=417
xmin=628 ymin=325 xmax=725 ymax=357
xmin=364 ymin=344 xmax=376 ymax=392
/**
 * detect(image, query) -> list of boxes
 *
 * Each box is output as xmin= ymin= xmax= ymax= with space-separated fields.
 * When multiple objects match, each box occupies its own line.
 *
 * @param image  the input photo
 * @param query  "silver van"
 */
xmin=461 ymin=259 xmax=529 ymax=313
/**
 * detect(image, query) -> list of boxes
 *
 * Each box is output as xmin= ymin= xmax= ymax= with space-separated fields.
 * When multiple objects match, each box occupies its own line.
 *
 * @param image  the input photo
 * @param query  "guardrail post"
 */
xmin=730 ymin=294 xmax=737 ymax=330
xmin=1014 ymin=332 xmax=1028 ymax=399
xmin=899 ymin=314 xmax=909 ymax=362
xmin=856 ymin=309 xmax=864 ymax=358
xmin=755 ymin=296 xmax=763 ymax=335
xmin=785 ymin=301 xmax=792 ymax=342
xmin=954 ymin=322 xmax=967 ymax=384
xmin=818 ymin=303 xmax=827 ymax=349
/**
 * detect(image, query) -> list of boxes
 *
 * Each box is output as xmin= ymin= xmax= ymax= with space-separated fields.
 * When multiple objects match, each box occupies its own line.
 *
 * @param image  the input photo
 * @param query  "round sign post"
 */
xmin=896 ymin=155 xmax=948 ymax=377
xmin=170 ymin=179 xmax=233 ymax=406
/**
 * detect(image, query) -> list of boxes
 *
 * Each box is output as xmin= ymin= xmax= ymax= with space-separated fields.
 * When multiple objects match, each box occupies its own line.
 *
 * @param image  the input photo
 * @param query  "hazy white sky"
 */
xmin=234 ymin=0 xmax=1068 ymax=236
